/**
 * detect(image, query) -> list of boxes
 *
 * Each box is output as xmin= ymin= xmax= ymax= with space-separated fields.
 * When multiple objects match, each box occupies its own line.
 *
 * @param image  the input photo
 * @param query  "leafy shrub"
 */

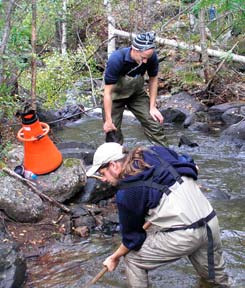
xmin=0 ymin=83 xmax=20 ymax=119
xmin=19 ymin=48 xmax=101 ymax=109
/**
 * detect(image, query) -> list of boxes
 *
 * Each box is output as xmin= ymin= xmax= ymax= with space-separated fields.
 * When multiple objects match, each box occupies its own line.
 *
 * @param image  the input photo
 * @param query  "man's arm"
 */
xmin=103 ymin=243 xmax=129 ymax=271
xmin=103 ymin=84 xmax=117 ymax=133
xmin=143 ymin=221 xmax=152 ymax=230
xmin=103 ymin=222 xmax=152 ymax=272
xmin=148 ymin=75 xmax=164 ymax=124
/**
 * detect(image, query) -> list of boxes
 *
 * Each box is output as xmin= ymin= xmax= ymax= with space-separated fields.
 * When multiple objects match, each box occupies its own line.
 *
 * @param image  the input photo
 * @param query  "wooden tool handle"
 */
xmin=91 ymin=266 xmax=108 ymax=284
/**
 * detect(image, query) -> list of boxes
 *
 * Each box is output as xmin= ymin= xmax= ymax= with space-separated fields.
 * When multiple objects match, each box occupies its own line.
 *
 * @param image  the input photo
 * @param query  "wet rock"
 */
xmin=0 ymin=175 xmax=44 ymax=222
xmin=4 ymin=145 xmax=87 ymax=221
xmin=70 ymin=205 xmax=88 ymax=217
xmin=208 ymin=102 xmax=244 ymax=123
xmin=221 ymin=106 xmax=245 ymax=126
xmin=5 ymin=145 xmax=24 ymax=166
xmin=77 ymin=178 xmax=117 ymax=204
xmin=37 ymin=104 xmax=85 ymax=128
xmin=183 ymin=114 xmax=195 ymax=128
xmin=188 ymin=122 xmax=211 ymax=133
xmin=55 ymin=104 xmax=85 ymax=122
xmin=0 ymin=242 xmax=26 ymax=288
xmin=159 ymin=92 xmax=206 ymax=126
xmin=221 ymin=120 xmax=245 ymax=145
xmin=161 ymin=107 xmax=186 ymax=124
xmin=37 ymin=158 xmax=86 ymax=202
xmin=72 ymin=215 xmax=97 ymax=231
xmin=36 ymin=107 xmax=58 ymax=127
xmin=238 ymin=144 xmax=245 ymax=158
xmin=56 ymin=141 xmax=95 ymax=165
xmin=178 ymin=135 xmax=198 ymax=147
xmin=70 ymin=204 xmax=97 ymax=231
xmin=0 ymin=223 xmax=6 ymax=240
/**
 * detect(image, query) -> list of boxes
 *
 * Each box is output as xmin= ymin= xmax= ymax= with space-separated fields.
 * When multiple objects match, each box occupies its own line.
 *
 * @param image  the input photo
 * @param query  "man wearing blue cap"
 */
xmin=103 ymin=32 xmax=167 ymax=145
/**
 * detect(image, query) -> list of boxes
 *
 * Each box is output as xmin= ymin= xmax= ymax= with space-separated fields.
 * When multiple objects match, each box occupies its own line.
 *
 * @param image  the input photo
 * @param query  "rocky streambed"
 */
xmin=0 ymin=92 xmax=244 ymax=287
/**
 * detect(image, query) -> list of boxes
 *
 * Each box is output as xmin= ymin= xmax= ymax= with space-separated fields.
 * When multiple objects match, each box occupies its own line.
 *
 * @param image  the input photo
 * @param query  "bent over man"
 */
xmin=87 ymin=142 xmax=231 ymax=288
xmin=103 ymin=31 xmax=167 ymax=145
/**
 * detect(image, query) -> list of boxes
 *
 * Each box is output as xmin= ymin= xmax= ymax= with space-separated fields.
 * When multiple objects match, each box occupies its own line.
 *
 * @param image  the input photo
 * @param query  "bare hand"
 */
xmin=103 ymin=255 xmax=120 ymax=272
xmin=150 ymin=107 xmax=164 ymax=124
xmin=103 ymin=121 xmax=117 ymax=133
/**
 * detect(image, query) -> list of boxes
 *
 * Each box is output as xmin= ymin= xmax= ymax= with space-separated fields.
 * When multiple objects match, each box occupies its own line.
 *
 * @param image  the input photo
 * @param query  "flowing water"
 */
xmin=25 ymin=114 xmax=245 ymax=288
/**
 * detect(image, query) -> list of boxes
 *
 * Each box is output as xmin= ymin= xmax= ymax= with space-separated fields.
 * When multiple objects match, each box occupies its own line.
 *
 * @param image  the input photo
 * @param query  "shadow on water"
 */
xmin=25 ymin=115 xmax=245 ymax=288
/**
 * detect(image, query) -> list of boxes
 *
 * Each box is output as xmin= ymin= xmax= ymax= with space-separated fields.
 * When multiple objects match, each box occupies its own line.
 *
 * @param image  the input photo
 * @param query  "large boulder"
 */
xmin=76 ymin=178 xmax=117 ymax=204
xmin=56 ymin=141 xmax=95 ymax=165
xmin=221 ymin=120 xmax=245 ymax=145
xmin=37 ymin=158 xmax=86 ymax=202
xmin=208 ymin=102 xmax=244 ymax=123
xmin=221 ymin=105 xmax=245 ymax=125
xmin=158 ymin=92 xmax=206 ymax=127
xmin=3 ymin=144 xmax=87 ymax=222
xmin=0 ymin=175 xmax=44 ymax=222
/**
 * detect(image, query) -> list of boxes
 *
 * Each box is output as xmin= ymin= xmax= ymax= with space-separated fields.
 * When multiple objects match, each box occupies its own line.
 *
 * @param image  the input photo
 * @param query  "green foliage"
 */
xmin=19 ymin=48 xmax=101 ymax=109
xmin=0 ymin=84 xmax=20 ymax=118
xmin=181 ymin=0 xmax=195 ymax=3
xmin=9 ymin=25 xmax=31 ymax=52
xmin=194 ymin=0 xmax=245 ymax=12
xmin=0 ymin=140 xmax=12 ymax=164
xmin=176 ymin=67 xmax=203 ymax=88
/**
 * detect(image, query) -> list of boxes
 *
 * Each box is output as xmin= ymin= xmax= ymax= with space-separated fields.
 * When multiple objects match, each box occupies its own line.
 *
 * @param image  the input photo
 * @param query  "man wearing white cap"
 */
xmin=86 ymin=142 xmax=231 ymax=288
xmin=103 ymin=32 xmax=167 ymax=145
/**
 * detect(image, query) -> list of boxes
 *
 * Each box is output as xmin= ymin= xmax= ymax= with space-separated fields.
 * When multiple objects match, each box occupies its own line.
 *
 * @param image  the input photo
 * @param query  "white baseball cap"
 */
xmin=86 ymin=142 xmax=125 ymax=176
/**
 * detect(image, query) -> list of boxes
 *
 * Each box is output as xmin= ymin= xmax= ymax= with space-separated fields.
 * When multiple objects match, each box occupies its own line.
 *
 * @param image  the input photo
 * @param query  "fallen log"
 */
xmin=112 ymin=28 xmax=245 ymax=64
xmin=2 ymin=167 xmax=71 ymax=214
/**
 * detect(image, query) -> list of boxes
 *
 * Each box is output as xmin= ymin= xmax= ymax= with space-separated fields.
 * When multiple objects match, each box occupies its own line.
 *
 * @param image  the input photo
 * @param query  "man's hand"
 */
xmin=103 ymin=243 xmax=129 ymax=272
xmin=150 ymin=107 xmax=164 ymax=124
xmin=103 ymin=120 xmax=117 ymax=133
xmin=103 ymin=255 xmax=120 ymax=272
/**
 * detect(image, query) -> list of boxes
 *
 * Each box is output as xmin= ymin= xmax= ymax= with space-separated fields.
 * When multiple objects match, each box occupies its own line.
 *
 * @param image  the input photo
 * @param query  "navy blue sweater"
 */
xmin=116 ymin=146 xmax=198 ymax=251
xmin=104 ymin=47 xmax=159 ymax=85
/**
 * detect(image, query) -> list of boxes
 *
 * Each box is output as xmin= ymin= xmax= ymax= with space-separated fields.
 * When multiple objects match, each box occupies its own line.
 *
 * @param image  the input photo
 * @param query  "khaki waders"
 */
xmin=103 ymin=76 xmax=167 ymax=146
xmin=123 ymin=177 xmax=231 ymax=288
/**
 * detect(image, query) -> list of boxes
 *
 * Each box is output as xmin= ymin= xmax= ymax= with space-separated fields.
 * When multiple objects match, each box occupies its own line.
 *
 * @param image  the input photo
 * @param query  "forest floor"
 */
xmin=1 ymin=203 xmax=66 ymax=257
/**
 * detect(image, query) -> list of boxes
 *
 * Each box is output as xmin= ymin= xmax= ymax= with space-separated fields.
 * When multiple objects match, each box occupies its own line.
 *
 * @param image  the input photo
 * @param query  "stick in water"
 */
xmin=84 ymin=266 xmax=108 ymax=288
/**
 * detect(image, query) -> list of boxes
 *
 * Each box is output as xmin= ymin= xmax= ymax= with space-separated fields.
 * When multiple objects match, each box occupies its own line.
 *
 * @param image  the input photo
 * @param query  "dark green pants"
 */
xmin=103 ymin=76 xmax=167 ymax=146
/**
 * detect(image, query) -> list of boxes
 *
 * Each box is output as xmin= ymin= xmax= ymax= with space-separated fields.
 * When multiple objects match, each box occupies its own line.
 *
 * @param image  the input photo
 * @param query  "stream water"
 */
xmin=24 ymin=114 xmax=245 ymax=288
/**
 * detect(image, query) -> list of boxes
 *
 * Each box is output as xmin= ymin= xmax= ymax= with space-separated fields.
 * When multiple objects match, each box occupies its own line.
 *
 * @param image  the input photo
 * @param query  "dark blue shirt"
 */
xmin=104 ymin=47 xmax=159 ymax=85
xmin=116 ymin=146 xmax=198 ymax=251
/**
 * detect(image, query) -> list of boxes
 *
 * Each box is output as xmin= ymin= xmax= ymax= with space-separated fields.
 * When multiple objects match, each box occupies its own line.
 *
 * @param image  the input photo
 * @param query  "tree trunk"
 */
xmin=61 ymin=0 xmax=67 ymax=55
xmin=199 ymin=8 xmax=209 ymax=83
xmin=104 ymin=0 xmax=115 ymax=58
xmin=112 ymin=28 xmax=245 ymax=64
xmin=31 ymin=0 xmax=37 ymax=110
xmin=0 ymin=0 xmax=16 ymax=85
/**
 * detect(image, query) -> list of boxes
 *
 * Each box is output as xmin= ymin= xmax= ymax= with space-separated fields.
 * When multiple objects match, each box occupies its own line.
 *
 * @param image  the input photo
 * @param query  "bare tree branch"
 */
xmin=76 ymin=30 xmax=97 ymax=106
xmin=31 ymin=0 xmax=37 ymax=110
xmin=0 ymin=0 xmax=16 ymax=55
xmin=160 ymin=2 xmax=196 ymax=31
xmin=0 ymin=0 xmax=16 ymax=84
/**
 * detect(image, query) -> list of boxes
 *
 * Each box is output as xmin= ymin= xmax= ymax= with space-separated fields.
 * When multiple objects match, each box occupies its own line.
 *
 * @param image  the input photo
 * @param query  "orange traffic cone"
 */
xmin=17 ymin=110 xmax=63 ymax=175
